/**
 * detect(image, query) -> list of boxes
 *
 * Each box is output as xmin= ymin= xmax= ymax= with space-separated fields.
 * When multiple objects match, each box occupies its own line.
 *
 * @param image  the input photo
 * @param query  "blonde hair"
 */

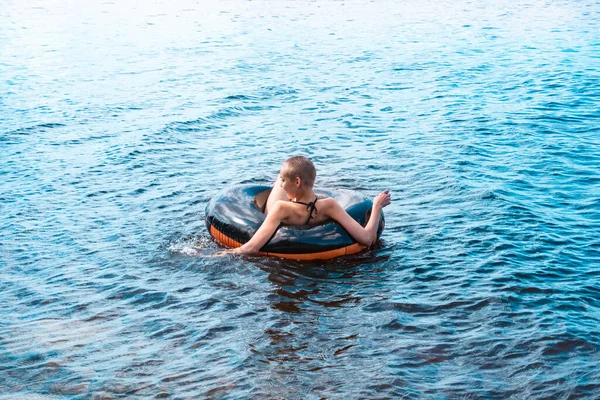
xmin=283 ymin=156 xmax=316 ymax=188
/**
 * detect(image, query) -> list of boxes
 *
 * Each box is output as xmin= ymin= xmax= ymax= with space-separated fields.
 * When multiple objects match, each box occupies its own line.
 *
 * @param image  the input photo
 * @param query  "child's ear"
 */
xmin=296 ymin=177 xmax=301 ymax=187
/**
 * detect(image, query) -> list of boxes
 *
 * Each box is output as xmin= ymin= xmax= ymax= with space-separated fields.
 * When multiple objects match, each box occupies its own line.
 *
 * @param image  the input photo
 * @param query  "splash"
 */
xmin=168 ymin=235 xmax=215 ymax=256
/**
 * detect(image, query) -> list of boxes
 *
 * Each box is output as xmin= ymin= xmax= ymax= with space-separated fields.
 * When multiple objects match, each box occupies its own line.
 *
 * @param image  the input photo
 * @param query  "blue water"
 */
xmin=1 ymin=0 xmax=599 ymax=398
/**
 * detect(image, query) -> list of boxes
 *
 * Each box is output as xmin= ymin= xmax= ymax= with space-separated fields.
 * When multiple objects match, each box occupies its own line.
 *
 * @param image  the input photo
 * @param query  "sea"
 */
xmin=1 ymin=0 xmax=599 ymax=398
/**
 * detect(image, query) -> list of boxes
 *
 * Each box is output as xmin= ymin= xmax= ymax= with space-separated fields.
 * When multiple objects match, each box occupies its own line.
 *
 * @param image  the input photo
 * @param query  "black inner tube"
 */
xmin=205 ymin=185 xmax=383 ymax=254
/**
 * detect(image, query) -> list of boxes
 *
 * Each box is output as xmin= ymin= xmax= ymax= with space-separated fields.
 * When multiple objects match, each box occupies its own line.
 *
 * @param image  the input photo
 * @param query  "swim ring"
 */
xmin=205 ymin=185 xmax=385 ymax=260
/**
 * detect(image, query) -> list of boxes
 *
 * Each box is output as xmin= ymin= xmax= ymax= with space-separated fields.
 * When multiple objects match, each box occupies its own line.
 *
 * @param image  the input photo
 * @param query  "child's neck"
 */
xmin=293 ymin=189 xmax=315 ymax=203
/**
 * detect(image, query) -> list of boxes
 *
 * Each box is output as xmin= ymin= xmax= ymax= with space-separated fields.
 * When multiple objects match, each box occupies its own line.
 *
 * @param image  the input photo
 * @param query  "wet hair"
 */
xmin=282 ymin=156 xmax=316 ymax=188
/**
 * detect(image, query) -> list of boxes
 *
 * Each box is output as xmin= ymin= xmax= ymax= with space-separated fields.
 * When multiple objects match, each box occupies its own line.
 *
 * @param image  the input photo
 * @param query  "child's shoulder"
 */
xmin=318 ymin=197 xmax=336 ymax=205
xmin=317 ymin=197 xmax=341 ymax=211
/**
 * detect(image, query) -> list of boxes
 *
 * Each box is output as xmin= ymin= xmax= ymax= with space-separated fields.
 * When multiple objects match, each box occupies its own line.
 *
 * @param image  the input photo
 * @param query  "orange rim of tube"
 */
xmin=209 ymin=224 xmax=366 ymax=261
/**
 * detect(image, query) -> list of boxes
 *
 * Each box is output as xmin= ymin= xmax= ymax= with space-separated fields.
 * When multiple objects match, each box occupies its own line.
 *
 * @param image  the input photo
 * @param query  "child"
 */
xmin=229 ymin=156 xmax=391 ymax=255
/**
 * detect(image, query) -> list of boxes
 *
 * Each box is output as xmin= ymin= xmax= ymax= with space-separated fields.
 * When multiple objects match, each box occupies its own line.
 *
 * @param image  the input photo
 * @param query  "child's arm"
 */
xmin=232 ymin=201 xmax=289 ymax=254
xmin=326 ymin=190 xmax=390 ymax=247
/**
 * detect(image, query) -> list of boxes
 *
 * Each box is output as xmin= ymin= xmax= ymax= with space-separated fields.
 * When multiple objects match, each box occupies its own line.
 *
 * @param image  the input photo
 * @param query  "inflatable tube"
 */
xmin=205 ymin=185 xmax=385 ymax=260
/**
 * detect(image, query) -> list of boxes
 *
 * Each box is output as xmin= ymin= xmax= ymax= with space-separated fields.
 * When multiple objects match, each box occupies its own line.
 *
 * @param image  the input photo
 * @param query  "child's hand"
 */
xmin=209 ymin=248 xmax=241 ymax=257
xmin=373 ymin=190 xmax=391 ymax=210
xmin=224 ymin=248 xmax=242 ymax=255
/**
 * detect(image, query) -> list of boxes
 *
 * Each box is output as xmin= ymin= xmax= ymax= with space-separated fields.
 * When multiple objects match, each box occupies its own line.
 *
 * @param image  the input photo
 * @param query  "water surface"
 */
xmin=1 ymin=0 xmax=599 ymax=398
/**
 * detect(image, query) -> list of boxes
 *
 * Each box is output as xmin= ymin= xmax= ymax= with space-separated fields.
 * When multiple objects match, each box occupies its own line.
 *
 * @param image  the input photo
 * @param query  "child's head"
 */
xmin=281 ymin=156 xmax=316 ymax=190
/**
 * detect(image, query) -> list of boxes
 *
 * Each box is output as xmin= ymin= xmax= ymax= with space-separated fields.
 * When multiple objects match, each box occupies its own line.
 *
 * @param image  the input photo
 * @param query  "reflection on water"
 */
xmin=1 ymin=0 xmax=600 ymax=398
